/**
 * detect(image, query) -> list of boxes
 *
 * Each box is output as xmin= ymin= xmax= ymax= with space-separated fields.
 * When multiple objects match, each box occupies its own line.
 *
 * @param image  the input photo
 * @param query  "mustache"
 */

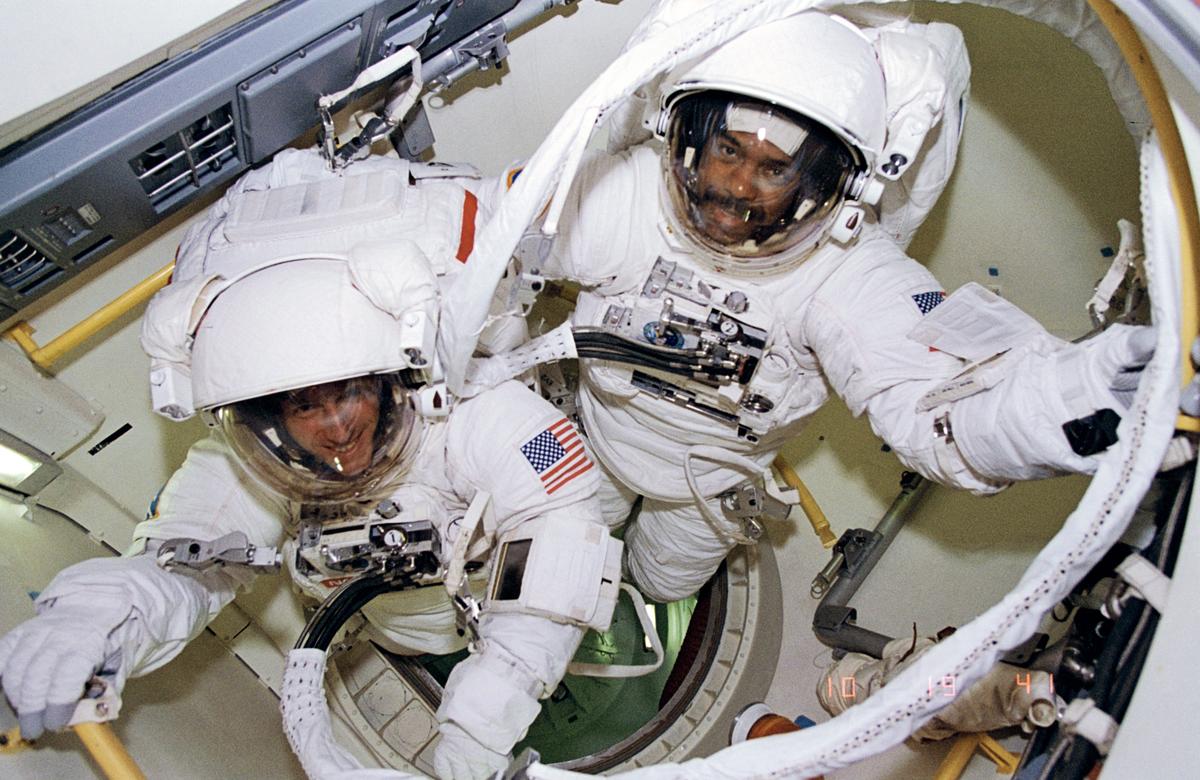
xmin=697 ymin=187 xmax=766 ymax=224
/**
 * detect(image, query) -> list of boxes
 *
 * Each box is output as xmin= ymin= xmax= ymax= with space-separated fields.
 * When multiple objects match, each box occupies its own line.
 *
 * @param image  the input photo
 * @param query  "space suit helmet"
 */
xmin=183 ymin=251 xmax=437 ymax=505
xmin=656 ymin=12 xmax=887 ymax=275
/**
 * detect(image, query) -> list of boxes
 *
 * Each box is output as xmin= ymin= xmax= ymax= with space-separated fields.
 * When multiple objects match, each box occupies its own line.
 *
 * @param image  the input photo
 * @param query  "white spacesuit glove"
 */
xmin=0 ymin=595 xmax=133 ymax=740
xmin=1091 ymin=324 xmax=1157 ymax=409
xmin=950 ymin=324 xmax=1156 ymax=481
xmin=433 ymin=721 xmax=510 ymax=780
xmin=0 ymin=548 xmax=234 ymax=742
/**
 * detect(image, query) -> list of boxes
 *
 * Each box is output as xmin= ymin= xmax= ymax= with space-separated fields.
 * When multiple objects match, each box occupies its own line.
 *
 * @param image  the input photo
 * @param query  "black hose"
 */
xmin=573 ymin=332 xmax=738 ymax=379
xmin=574 ymin=331 xmax=734 ymax=365
xmin=577 ymin=348 xmax=729 ymax=379
xmin=294 ymin=570 xmax=401 ymax=651
xmin=1030 ymin=466 xmax=1192 ymax=779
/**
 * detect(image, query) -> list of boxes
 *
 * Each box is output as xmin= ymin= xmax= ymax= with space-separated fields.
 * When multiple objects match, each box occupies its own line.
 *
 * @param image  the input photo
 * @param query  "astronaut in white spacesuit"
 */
xmin=520 ymin=11 xmax=1154 ymax=603
xmin=0 ymin=150 xmax=619 ymax=780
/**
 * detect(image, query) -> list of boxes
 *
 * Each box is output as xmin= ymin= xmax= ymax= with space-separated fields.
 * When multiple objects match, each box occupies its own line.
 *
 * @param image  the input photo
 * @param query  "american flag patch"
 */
xmin=519 ymin=418 xmax=593 ymax=494
xmin=911 ymin=290 xmax=946 ymax=315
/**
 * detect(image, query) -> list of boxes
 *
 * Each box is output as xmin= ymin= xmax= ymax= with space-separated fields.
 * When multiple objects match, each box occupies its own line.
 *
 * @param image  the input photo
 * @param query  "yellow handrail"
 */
xmin=4 ymin=262 xmax=174 ymax=371
xmin=1 ymin=723 xmax=146 ymax=780
xmin=932 ymin=733 xmax=1018 ymax=780
xmin=773 ymin=456 xmax=838 ymax=548
xmin=73 ymin=722 xmax=148 ymax=780
xmin=1087 ymin=0 xmax=1200 ymax=433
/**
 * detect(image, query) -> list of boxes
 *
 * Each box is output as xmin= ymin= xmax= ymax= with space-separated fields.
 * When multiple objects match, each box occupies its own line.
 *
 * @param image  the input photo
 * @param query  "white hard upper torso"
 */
xmin=546 ymin=145 xmax=965 ymax=501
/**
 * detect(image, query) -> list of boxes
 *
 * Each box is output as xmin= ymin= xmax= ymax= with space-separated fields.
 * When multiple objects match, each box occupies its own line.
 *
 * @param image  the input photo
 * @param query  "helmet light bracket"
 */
xmin=829 ymin=203 xmax=865 ymax=245
xmin=877 ymin=111 xmax=933 ymax=181
xmin=847 ymin=170 xmax=885 ymax=206
xmin=149 ymin=358 xmax=197 ymax=421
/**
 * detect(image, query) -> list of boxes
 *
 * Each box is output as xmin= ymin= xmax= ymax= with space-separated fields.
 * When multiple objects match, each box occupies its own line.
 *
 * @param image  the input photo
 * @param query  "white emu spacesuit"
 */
xmin=517 ymin=11 xmax=1154 ymax=603
xmin=0 ymin=151 xmax=620 ymax=780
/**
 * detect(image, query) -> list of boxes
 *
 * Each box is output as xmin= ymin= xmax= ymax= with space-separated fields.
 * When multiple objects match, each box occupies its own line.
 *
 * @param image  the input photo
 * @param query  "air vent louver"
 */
xmin=129 ymin=104 xmax=239 ymax=210
xmin=0 ymin=230 xmax=63 ymax=298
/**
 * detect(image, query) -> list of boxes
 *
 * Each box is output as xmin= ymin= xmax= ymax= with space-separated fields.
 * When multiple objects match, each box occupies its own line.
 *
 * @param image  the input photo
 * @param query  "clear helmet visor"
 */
xmin=663 ymin=93 xmax=860 ymax=272
xmin=215 ymin=374 xmax=421 ymax=505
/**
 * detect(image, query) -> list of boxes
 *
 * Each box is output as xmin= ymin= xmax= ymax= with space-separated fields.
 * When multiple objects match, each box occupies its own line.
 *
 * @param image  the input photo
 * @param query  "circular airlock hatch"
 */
xmin=325 ymin=542 xmax=783 ymax=775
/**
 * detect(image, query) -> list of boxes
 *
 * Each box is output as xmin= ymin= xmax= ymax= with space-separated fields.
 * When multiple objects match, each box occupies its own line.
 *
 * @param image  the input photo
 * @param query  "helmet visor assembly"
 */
xmin=663 ymin=92 xmax=861 ymax=269
xmin=215 ymin=373 xmax=421 ymax=505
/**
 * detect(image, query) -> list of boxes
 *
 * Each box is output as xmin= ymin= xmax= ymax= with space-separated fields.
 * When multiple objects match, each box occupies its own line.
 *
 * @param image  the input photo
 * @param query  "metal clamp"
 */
xmin=430 ymin=19 xmax=510 ymax=93
xmin=508 ymin=270 xmax=546 ymax=316
xmin=157 ymin=531 xmax=281 ymax=572
xmin=719 ymin=477 xmax=796 ymax=541
xmin=453 ymin=588 xmax=483 ymax=650
xmin=67 ymin=676 xmax=122 ymax=727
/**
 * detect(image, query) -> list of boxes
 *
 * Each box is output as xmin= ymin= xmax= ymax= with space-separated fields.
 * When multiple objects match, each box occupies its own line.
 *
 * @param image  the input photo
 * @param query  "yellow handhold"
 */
xmin=773 ymin=456 xmax=838 ymax=548
xmin=0 ymin=726 xmax=30 ymax=754
xmin=73 ymin=721 xmax=148 ymax=780
xmin=932 ymin=733 xmax=1019 ymax=780
xmin=3 ymin=262 xmax=174 ymax=371
xmin=1086 ymin=0 xmax=1200 ymax=433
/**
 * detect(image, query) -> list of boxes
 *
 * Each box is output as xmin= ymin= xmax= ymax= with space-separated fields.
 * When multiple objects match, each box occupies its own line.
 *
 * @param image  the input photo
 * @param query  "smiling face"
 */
xmin=693 ymin=129 xmax=804 ymax=245
xmin=661 ymin=93 xmax=860 ymax=272
xmin=218 ymin=372 xmax=422 ymax=506
xmin=280 ymin=378 xmax=381 ymax=477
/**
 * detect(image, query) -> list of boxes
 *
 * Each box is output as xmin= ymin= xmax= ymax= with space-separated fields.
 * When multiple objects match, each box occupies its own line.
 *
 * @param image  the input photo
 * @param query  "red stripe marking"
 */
xmin=546 ymin=459 xmax=594 ymax=494
xmin=456 ymin=190 xmax=478 ymax=263
xmin=541 ymin=444 xmax=587 ymax=482
xmin=548 ymin=420 xmax=578 ymax=446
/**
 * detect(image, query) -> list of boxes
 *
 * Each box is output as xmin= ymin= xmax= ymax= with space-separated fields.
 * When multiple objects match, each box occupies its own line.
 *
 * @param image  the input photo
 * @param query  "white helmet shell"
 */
xmin=191 ymin=256 xmax=424 ymax=410
xmin=659 ymin=12 xmax=887 ymax=166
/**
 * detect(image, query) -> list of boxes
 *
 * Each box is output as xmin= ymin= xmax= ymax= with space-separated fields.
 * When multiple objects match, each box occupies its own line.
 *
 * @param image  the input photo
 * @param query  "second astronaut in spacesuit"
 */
xmin=518 ymin=11 xmax=1154 ymax=603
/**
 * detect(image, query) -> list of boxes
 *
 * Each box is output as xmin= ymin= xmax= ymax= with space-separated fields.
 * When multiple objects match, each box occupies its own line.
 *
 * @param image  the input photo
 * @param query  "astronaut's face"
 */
xmin=663 ymin=95 xmax=861 ymax=273
xmin=692 ymin=129 xmax=804 ymax=246
xmin=281 ymin=378 xmax=381 ymax=476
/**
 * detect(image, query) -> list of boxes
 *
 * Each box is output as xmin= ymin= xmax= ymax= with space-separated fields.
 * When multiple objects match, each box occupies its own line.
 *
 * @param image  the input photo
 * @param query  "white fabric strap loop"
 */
xmin=1060 ymin=697 xmax=1119 ymax=755
xmin=462 ymin=322 xmax=578 ymax=396
xmin=445 ymin=491 xmax=495 ymax=600
xmin=567 ymin=583 xmax=664 ymax=678
xmin=318 ymin=46 xmax=423 ymax=168
xmin=1115 ymin=552 xmax=1171 ymax=613
xmin=318 ymin=46 xmax=422 ymax=112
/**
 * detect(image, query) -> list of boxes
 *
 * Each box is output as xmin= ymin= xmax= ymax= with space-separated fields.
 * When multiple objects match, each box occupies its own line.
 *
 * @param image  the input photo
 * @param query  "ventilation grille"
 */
xmin=129 ymin=104 xmax=239 ymax=209
xmin=0 ymin=230 xmax=63 ymax=298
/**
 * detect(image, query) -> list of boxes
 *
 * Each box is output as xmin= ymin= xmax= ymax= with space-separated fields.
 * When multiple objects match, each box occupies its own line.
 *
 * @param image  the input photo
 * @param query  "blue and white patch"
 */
xmin=911 ymin=290 xmax=946 ymax=315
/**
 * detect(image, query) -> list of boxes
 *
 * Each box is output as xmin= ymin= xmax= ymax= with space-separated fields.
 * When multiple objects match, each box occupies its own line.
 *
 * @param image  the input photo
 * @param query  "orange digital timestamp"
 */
xmin=827 ymin=671 xmax=1057 ymax=702
xmin=826 ymin=676 xmax=860 ymax=700
xmin=1014 ymin=671 xmax=1056 ymax=695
